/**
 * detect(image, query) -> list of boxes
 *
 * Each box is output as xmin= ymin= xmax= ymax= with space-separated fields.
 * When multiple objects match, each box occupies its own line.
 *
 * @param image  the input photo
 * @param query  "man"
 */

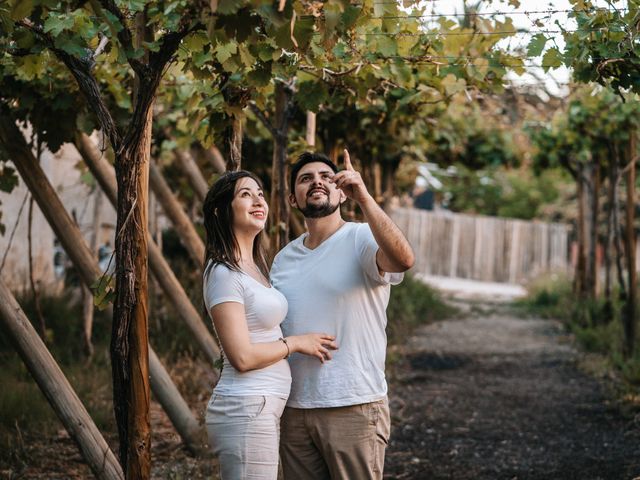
xmin=270 ymin=150 xmax=415 ymax=479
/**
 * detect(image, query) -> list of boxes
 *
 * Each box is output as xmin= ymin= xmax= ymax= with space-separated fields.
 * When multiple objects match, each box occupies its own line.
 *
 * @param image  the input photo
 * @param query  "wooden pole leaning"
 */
xmin=173 ymin=148 xmax=209 ymax=202
xmin=75 ymin=133 xmax=219 ymax=365
xmin=0 ymin=279 xmax=124 ymax=480
xmin=149 ymin=161 xmax=205 ymax=267
xmin=0 ymin=121 xmax=204 ymax=454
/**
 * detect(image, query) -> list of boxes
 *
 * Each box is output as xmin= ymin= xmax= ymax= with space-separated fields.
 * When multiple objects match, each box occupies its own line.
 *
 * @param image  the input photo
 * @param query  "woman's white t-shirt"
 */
xmin=203 ymin=263 xmax=291 ymax=398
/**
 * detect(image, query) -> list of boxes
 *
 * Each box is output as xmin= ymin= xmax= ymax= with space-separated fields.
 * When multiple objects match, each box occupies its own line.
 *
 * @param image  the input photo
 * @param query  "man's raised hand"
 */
xmin=330 ymin=149 xmax=372 ymax=205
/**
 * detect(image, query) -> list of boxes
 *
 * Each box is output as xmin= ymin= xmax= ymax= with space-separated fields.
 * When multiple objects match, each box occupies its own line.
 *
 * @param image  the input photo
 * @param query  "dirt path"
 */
xmin=384 ymin=303 xmax=640 ymax=480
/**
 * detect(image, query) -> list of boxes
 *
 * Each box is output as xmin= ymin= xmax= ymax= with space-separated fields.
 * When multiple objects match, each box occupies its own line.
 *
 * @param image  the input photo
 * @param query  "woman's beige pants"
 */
xmin=206 ymin=394 xmax=287 ymax=480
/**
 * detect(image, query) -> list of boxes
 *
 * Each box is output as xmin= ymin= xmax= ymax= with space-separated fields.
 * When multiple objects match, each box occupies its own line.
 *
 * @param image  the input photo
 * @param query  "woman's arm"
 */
xmin=211 ymin=302 xmax=338 ymax=373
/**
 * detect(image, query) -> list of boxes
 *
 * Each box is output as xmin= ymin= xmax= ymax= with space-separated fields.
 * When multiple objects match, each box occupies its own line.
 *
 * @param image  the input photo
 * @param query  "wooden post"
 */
xmin=148 ymin=347 xmax=204 ymax=450
xmin=0 ymin=279 xmax=124 ymax=480
xmin=373 ymin=162 xmax=383 ymax=204
xmin=149 ymin=161 xmax=205 ymax=267
xmin=0 ymin=119 xmax=204 ymax=454
xmin=174 ymin=148 xmax=209 ymax=202
xmin=306 ymin=111 xmax=316 ymax=147
xmin=194 ymin=144 xmax=226 ymax=174
xmin=75 ymin=132 xmax=219 ymax=365
xmin=83 ymin=187 xmax=102 ymax=357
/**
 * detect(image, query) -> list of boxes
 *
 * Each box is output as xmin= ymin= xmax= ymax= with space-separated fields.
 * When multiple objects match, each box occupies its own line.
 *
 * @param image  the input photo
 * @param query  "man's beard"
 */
xmin=299 ymin=198 xmax=340 ymax=219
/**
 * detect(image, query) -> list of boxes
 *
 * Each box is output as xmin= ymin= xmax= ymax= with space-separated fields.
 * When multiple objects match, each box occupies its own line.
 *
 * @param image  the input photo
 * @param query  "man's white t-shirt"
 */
xmin=270 ymin=222 xmax=403 ymax=408
xmin=203 ymin=263 xmax=291 ymax=398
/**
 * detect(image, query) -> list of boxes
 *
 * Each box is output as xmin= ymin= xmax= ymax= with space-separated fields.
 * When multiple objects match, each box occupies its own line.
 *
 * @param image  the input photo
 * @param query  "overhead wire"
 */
xmin=345 ymin=27 xmax=627 ymax=36
xmin=369 ymin=8 xmax=629 ymax=19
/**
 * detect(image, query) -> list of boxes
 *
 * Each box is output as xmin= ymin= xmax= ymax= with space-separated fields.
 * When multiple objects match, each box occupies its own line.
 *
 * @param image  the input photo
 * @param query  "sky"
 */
xmin=403 ymin=0 xmax=628 ymax=97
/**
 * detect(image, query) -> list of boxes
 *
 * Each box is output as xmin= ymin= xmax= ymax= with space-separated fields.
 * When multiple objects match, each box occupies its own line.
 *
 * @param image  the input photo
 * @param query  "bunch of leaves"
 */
xmin=528 ymin=86 xmax=640 ymax=179
xmin=524 ymin=1 xmax=639 ymax=93
xmin=424 ymin=99 xmax=522 ymax=171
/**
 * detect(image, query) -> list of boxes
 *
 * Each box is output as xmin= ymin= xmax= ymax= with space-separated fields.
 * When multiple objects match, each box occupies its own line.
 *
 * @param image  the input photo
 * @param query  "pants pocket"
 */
xmin=371 ymin=398 xmax=390 ymax=475
xmin=222 ymin=395 xmax=267 ymax=418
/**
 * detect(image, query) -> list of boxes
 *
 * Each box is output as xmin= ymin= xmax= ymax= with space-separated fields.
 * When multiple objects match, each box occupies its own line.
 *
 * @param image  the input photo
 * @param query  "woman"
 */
xmin=202 ymin=170 xmax=337 ymax=479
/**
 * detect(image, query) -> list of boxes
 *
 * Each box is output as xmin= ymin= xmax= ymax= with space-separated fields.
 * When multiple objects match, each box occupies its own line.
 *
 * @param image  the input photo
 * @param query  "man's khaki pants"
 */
xmin=279 ymin=397 xmax=390 ymax=480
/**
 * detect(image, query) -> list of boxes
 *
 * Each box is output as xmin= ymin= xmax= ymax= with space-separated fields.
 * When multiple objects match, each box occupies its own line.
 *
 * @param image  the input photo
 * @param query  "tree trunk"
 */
xmin=270 ymin=83 xmax=292 ymax=251
xmin=613 ymin=143 xmax=627 ymax=297
xmin=589 ymin=160 xmax=600 ymax=298
xmin=383 ymin=163 xmax=395 ymax=202
xmin=75 ymin=132 xmax=219 ymax=365
xmin=111 ymin=13 xmax=153 ymax=470
xmin=174 ymin=148 xmax=209 ymax=202
xmin=603 ymin=157 xmax=615 ymax=324
xmin=0 ymin=279 xmax=124 ymax=480
xmin=149 ymin=161 xmax=205 ymax=267
xmin=575 ymin=165 xmax=588 ymax=299
xmin=0 ymin=111 xmax=204 ymax=462
xmin=228 ymin=115 xmax=243 ymax=171
xmin=110 ymin=84 xmax=152 ymax=477
xmin=290 ymin=212 xmax=305 ymax=238
xmin=623 ymin=131 xmax=637 ymax=357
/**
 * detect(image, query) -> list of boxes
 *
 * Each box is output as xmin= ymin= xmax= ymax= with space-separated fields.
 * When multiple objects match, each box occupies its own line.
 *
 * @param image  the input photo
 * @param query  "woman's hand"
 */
xmin=287 ymin=334 xmax=338 ymax=363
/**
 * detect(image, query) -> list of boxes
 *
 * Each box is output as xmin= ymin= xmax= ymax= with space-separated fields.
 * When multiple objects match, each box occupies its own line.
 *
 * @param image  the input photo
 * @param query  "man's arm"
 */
xmin=359 ymin=195 xmax=415 ymax=273
xmin=331 ymin=149 xmax=415 ymax=273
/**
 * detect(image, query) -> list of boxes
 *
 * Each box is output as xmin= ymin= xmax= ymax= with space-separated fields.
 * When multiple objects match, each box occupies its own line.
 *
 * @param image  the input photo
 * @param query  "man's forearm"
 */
xmin=359 ymin=195 xmax=415 ymax=273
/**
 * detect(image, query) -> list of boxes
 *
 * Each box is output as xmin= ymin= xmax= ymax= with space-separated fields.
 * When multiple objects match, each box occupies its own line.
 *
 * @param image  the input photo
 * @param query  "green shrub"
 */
xmin=612 ymin=349 xmax=640 ymax=387
xmin=516 ymin=273 xmax=640 ymax=393
xmin=515 ymin=272 xmax=574 ymax=319
xmin=0 ymin=290 xmax=112 ymax=363
xmin=386 ymin=274 xmax=455 ymax=345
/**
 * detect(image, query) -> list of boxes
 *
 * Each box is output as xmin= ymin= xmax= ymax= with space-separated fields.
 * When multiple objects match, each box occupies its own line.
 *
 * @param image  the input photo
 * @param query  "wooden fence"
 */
xmin=391 ymin=207 xmax=571 ymax=284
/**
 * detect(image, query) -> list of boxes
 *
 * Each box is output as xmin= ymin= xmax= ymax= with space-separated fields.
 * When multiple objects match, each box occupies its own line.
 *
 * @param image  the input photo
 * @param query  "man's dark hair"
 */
xmin=289 ymin=152 xmax=338 ymax=190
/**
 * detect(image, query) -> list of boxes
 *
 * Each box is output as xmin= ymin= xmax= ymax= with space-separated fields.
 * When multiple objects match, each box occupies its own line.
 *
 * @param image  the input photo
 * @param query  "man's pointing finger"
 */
xmin=343 ymin=149 xmax=354 ymax=171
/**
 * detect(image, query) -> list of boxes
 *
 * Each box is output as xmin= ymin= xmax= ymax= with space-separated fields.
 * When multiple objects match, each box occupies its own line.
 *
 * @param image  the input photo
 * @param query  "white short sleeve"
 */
xmin=203 ymin=263 xmax=245 ymax=310
xmin=355 ymin=223 xmax=404 ymax=285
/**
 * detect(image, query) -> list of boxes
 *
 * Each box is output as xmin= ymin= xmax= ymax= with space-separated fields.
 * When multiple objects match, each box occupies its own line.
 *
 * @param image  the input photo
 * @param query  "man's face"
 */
xmin=290 ymin=162 xmax=344 ymax=218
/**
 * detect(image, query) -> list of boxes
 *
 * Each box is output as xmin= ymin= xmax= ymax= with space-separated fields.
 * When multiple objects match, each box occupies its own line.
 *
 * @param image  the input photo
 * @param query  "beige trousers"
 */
xmin=280 ymin=397 xmax=390 ymax=480
xmin=206 ymin=394 xmax=287 ymax=480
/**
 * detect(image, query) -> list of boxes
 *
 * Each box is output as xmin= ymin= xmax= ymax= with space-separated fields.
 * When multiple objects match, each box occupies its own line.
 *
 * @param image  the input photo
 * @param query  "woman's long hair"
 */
xmin=202 ymin=170 xmax=270 ymax=281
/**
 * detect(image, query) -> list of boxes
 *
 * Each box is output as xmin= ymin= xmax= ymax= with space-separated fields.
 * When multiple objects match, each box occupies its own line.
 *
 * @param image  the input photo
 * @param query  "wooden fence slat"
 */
xmin=449 ymin=216 xmax=460 ymax=278
xmin=390 ymin=207 xmax=570 ymax=283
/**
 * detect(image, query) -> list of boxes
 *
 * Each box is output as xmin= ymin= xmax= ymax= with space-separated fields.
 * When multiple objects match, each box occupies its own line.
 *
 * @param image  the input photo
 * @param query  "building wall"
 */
xmin=0 ymin=130 xmax=117 ymax=292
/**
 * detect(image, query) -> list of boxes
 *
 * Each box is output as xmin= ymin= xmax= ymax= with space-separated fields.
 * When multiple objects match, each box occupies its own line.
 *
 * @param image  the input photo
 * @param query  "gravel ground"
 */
xmin=384 ymin=305 xmax=640 ymax=480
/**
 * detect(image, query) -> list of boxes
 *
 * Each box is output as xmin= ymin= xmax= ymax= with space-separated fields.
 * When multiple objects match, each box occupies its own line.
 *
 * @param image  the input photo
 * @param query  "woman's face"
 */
xmin=230 ymin=177 xmax=268 ymax=235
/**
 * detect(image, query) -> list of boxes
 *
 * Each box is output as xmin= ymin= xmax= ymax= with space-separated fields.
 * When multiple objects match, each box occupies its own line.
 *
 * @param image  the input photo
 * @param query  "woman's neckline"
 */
xmin=239 ymin=270 xmax=272 ymax=289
